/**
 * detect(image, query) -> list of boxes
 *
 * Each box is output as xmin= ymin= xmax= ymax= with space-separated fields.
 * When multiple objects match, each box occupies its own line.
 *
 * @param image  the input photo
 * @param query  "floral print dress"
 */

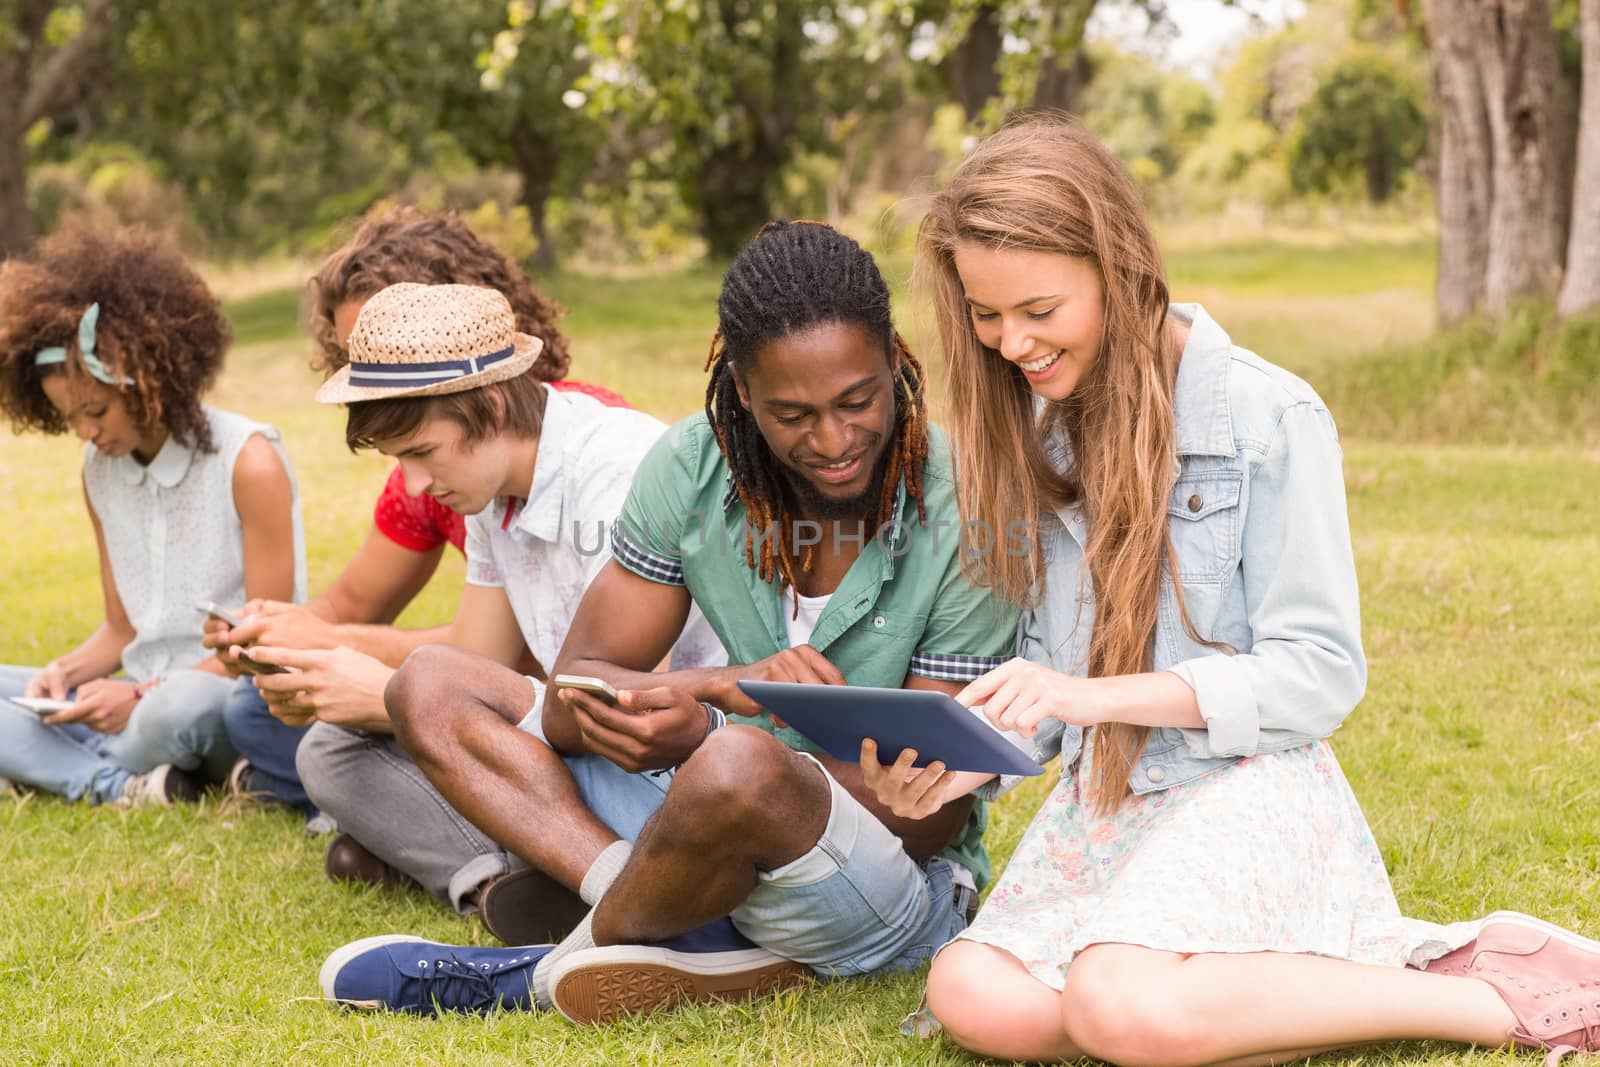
xmin=902 ymin=734 xmax=1478 ymax=1038
xmin=956 ymin=735 xmax=1474 ymax=996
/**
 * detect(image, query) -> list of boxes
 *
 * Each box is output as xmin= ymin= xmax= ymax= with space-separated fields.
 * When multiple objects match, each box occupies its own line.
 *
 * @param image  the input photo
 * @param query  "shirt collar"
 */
xmin=114 ymin=431 xmax=195 ymax=489
xmin=508 ymin=384 xmax=566 ymax=543
xmin=1169 ymin=303 xmax=1236 ymax=458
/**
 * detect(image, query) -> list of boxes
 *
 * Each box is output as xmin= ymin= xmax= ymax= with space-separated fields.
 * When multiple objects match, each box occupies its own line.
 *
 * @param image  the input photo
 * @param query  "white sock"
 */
xmin=531 ymin=842 xmax=631 ymax=1009
xmin=579 ymin=840 xmax=631 ymax=906
xmin=532 ymin=910 xmax=594 ymax=1009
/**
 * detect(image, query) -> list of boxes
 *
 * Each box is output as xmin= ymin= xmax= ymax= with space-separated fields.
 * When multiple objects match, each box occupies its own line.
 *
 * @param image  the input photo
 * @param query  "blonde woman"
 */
xmin=863 ymin=117 xmax=1600 ymax=1065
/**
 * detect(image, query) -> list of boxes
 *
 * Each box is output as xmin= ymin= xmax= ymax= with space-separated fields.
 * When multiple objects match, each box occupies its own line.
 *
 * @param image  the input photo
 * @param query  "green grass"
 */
xmin=3 ymin=234 xmax=1597 ymax=1064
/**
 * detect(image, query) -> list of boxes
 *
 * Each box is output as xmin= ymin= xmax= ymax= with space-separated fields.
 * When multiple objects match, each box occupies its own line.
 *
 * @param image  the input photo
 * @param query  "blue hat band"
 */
xmin=346 ymin=345 xmax=517 ymax=389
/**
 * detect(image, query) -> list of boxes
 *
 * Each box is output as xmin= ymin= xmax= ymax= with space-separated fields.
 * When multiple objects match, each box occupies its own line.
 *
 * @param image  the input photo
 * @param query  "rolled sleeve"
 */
xmin=908 ymin=550 xmax=1021 ymax=683
xmin=611 ymin=424 xmax=699 ymax=587
xmin=1168 ymin=653 xmax=1259 ymax=755
xmin=1171 ymin=402 xmax=1367 ymax=759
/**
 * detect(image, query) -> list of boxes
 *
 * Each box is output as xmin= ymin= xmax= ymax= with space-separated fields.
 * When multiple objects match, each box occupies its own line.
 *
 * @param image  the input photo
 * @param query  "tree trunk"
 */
xmin=947 ymin=4 xmax=1002 ymax=120
xmin=1424 ymin=0 xmax=1494 ymax=324
xmin=1471 ymin=0 xmax=1565 ymax=312
xmin=0 ymin=109 xmax=29 ymax=260
xmin=695 ymin=138 xmax=785 ymax=259
xmin=1557 ymin=0 xmax=1600 ymax=316
xmin=1032 ymin=47 xmax=1092 ymax=114
xmin=0 ymin=0 xmax=118 ymax=259
xmin=509 ymin=116 xmax=560 ymax=271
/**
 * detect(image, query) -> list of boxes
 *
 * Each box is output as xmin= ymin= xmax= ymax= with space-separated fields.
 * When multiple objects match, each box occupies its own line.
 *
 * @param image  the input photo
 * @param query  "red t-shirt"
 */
xmin=371 ymin=379 xmax=631 ymax=555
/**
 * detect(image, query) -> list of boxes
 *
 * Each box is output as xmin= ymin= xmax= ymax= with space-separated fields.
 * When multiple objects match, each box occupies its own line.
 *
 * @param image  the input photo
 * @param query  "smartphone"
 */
xmin=11 ymin=696 xmax=75 ymax=716
xmin=197 ymin=600 xmax=244 ymax=629
xmin=552 ymin=674 xmax=620 ymax=706
xmin=235 ymin=649 xmax=290 ymax=676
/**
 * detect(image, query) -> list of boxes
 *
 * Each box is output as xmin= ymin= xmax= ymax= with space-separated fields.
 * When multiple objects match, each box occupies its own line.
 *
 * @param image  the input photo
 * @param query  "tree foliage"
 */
xmin=1287 ymin=47 xmax=1428 ymax=203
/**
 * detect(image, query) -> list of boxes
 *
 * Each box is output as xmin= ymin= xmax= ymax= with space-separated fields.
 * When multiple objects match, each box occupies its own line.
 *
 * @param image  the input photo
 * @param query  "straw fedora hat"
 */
xmin=315 ymin=282 xmax=544 ymax=404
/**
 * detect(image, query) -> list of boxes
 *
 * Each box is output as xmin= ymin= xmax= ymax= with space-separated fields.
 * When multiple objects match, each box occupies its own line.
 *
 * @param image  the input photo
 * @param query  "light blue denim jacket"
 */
xmin=1011 ymin=303 xmax=1366 ymax=795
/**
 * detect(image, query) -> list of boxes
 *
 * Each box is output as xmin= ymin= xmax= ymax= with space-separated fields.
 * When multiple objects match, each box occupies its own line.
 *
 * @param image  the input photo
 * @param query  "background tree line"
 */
xmin=3 ymin=0 xmax=1597 ymax=323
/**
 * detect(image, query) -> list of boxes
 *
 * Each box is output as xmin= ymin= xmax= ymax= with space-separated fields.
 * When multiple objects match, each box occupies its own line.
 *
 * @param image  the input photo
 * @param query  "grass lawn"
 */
xmin=3 ymin=234 xmax=1597 ymax=1065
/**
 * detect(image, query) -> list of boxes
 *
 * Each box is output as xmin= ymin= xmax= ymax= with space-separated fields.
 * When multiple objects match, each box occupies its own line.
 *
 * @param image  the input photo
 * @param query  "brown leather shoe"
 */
xmin=1425 ymin=911 xmax=1600 ymax=1053
xmin=324 ymin=833 xmax=416 ymax=891
xmin=477 ymin=866 xmax=590 ymax=946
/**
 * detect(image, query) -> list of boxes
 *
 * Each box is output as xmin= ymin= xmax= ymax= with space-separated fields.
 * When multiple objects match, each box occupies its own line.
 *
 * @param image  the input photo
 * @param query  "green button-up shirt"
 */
xmin=611 ymin=413 xmax=1020 ymax=887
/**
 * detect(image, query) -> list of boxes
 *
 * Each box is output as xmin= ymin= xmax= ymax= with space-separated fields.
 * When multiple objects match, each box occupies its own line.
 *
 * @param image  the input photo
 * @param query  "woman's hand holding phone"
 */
xmin=44 ymin=678 xmax=138 ymax=733
xmin=23 ymin=661 xmax=70 ymax=701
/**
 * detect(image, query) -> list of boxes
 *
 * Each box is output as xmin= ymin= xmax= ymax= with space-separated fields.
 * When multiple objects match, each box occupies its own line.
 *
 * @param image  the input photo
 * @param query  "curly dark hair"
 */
xmin=706 ymin=220 xmax=929 ymax=593
xmin=307 ymin=205 xmax=572 ymax=380
xmin=0 ymin=224 xmax=230 ymax=452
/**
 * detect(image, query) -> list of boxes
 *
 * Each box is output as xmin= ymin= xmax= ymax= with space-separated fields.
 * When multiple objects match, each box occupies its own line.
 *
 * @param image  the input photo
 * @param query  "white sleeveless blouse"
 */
xmin=81 ymin=406 xmax=306 ymax=682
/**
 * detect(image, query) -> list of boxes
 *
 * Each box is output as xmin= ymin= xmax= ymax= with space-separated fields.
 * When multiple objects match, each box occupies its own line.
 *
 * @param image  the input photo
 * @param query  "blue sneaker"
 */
xmin=319 ymin=935 xmax=552 ymax=1015
xmin=548 ymin=918 xmax=810 ymax=1024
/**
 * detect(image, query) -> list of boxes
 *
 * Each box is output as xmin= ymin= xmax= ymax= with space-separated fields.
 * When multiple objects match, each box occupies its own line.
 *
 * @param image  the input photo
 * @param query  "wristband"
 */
xmin=701 ymin=702 xmax=727 ymax=740
xmin=133 ymin=677 xmax=164 ymax=701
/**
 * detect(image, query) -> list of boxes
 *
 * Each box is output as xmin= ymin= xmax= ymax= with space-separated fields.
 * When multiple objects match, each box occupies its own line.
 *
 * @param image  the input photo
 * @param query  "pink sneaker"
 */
xmin=1423 ymin=911 xmax=1600 ymax=1055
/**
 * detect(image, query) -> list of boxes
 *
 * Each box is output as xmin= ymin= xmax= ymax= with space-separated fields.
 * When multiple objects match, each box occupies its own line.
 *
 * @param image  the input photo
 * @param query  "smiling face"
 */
xmin=39 ymin=372 xmax=163 ymax=461
xmin=952 ymin=242 xmax=1106 ymax=403
xmin=371 ymin=414 xmax=512 ymax=516
xmin=734 ymin=321 xmax=897 ymax=521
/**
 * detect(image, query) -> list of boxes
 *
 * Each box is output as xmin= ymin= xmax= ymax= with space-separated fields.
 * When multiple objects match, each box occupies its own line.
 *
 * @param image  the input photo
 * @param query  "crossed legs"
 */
xmin=928 ymin=938 xmax=1515 ymax=1066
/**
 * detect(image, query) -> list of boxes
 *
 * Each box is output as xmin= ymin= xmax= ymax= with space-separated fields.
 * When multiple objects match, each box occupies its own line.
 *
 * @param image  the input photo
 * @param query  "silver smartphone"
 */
xmin=11 ymin=696 xmax=75 ymax=716
xmin=551 ymin=674 xmax=620 ymax=706
xmin=197 ymin=600 xmax=244 ymax=628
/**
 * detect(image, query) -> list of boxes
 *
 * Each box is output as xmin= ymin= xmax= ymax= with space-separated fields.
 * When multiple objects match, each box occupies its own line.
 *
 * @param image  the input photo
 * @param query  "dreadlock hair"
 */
xmin=705 ymin=220 xmax=930 ymax=595
xmin=0 ymin=223 xmax=229 ymax=452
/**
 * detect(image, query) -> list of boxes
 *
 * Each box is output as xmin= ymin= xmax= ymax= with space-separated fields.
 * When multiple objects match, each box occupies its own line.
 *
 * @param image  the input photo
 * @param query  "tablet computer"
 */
xmin=736 ymin=680 xmax=1045 ymax=777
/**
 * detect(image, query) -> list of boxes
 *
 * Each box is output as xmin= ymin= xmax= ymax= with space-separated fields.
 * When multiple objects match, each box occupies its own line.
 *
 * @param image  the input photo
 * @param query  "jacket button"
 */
xmin=873 ymin=615 xmax=887 ymax=628
xmin=1187 ymin=494 xmax=1203 ymax=512
xmin=1147 ymin=765 xmax=1166 ymax=783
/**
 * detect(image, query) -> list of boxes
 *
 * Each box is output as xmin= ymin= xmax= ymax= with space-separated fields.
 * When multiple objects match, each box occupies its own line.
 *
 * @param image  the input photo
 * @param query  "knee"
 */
xmin=135 ymin=672 xmax=225 ymax=734
xmin=220 ymin=679 xmax=265 ymax=735
xmin=295 ymin=721 xmax=357 ymax=809
xmin=385 ymin=643 xmax=464 ymax=743
xmin=1060 ymin=949 xmax=1210 ymax=1067
xmin=924 ymin=950 xmax=1026 ymax=1053
xmin=674 ymin=725 xmax=802 ymax=831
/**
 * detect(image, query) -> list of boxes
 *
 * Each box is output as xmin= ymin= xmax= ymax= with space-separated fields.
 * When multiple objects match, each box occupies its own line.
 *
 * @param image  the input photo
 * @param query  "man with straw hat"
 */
xmin=317 ymin=222 xmax=1018 ymax=1026
xmin=235 ymin=282 xmax=723 ymax=938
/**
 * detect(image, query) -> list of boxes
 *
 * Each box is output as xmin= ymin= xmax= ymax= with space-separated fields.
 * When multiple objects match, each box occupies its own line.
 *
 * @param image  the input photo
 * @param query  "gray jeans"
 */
xmin=296 ymin=721 xmax=516 ymax=911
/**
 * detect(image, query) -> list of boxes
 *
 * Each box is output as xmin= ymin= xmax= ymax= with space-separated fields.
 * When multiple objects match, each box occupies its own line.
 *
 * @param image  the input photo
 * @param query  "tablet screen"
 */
xmin=737 ymin=681 xmax=1045 ymax=777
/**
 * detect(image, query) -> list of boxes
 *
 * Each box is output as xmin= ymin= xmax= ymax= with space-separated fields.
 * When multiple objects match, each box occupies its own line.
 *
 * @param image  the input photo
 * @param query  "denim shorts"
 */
xmin=519 ymin=705 xmax=970 ymax=979
xmin=732 ymin=752 xmax=972 ymax=979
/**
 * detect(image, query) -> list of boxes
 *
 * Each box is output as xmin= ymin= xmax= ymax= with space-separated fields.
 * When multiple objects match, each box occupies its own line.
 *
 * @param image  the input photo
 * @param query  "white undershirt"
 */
xmin=780 ymin=587 xmax=833 ymax=649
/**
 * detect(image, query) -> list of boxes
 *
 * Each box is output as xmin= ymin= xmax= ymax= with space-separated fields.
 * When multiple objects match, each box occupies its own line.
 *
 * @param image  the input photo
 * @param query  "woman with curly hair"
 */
xmin=0 ymin=224 xmax=305 ymax=806
xmin=202 ymin=206 xmax=627 ymax=859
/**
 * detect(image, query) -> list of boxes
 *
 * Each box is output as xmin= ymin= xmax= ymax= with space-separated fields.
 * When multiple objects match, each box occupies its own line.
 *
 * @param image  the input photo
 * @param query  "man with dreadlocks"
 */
xmin=319 ymin=221 xmax=1020 ymax=1025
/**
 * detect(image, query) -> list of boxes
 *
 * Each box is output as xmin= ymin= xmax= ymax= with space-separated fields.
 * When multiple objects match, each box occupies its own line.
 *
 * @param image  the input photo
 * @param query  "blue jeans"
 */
xmin=221 ymin=679 xmax=314 ymax=812
xmin=520 ymin=711 xmax=969 ymax=978
xmin=0 ymin=664 xmax=238 ymax=803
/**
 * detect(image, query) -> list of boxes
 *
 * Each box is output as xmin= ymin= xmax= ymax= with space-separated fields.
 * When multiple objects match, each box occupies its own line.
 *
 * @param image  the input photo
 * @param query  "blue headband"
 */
xmin=34 ymin=304 xmax=129 ymax=386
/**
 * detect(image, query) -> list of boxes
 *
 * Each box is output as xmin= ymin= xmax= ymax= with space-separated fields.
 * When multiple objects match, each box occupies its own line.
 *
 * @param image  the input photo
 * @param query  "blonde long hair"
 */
xmin=917 ymin=116 xmax=1207 ymax=813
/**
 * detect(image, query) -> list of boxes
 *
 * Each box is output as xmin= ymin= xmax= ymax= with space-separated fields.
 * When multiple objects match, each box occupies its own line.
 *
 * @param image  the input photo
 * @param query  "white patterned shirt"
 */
xmin=465 ymin=386 xmax=725 ymax=685
xmin=82 ymin=406 xmax=307 ymax=682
